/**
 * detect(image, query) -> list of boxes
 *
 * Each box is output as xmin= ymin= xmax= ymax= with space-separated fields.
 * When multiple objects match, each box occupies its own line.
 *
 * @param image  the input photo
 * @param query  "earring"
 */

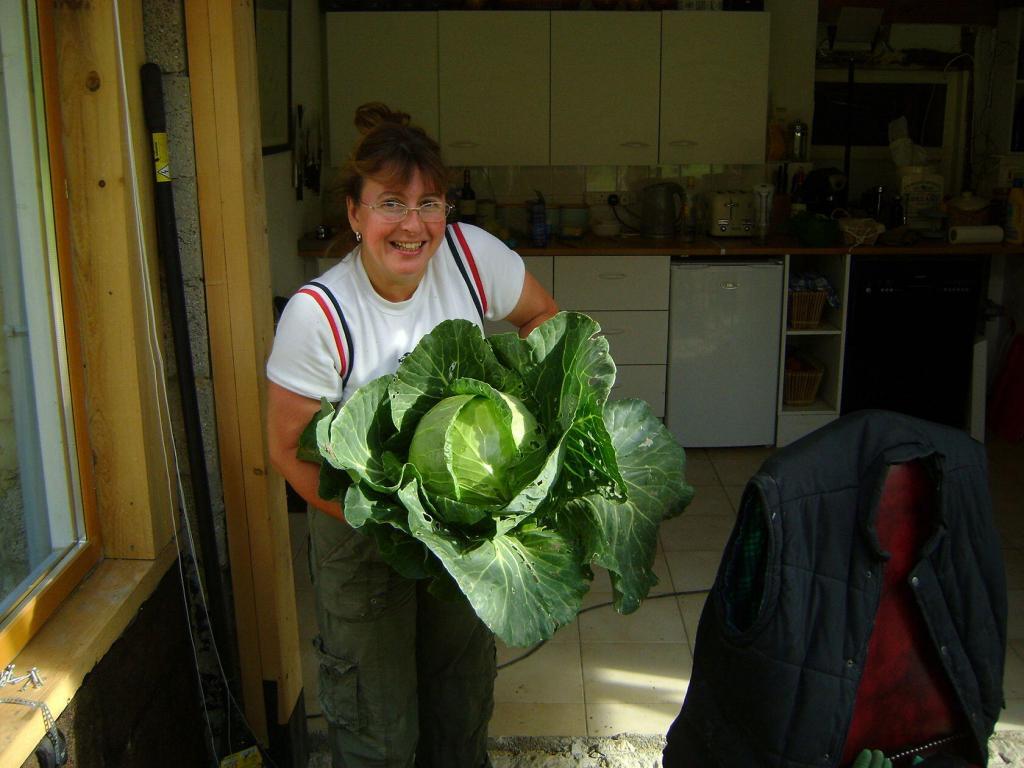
xmin=355 ymin=231 xmax=362 ymax=243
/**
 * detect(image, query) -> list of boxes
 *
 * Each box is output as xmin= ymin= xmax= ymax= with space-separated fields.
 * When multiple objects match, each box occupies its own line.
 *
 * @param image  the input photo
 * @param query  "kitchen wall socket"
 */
xmin=607 ymin=193 xmax=620 ymax=206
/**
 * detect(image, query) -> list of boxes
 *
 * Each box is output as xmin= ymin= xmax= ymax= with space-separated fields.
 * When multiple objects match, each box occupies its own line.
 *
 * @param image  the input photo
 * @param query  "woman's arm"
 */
xmin=267 ymin=380 xmax=344 ymax=521
xmin=504 ymin=270 xmax=558 ymax=338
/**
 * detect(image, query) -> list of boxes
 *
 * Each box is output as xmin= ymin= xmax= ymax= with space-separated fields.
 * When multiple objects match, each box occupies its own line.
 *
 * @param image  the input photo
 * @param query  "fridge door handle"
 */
xmin=721 ymin=281 xmax=740 ymax=290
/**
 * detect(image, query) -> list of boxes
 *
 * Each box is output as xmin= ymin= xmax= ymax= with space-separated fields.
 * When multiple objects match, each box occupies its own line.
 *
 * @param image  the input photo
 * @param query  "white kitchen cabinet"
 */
xmin=554 ymin=254 xmax=670 ymax=311
xmin=439 ymin=12 xmax=550 ymax=166
xmin=324 ymin=13 xmax=439 ymax=166
xmin=484 ymin=253 xmax=668 ymax=415
xmin=660 ymin=11 xmax=770 ymax=165
xmin=774 ymin=252 xmax=850 ymax=447
xmin=611 ymin=365 xmax=666 ymax=417
xmin=550 ymin=12 xmax=661 ymax=166
xmin=555 ymin=255 xmax=670 ymax=416
xmin=483 ymin=255 xmax=553 ymax=336
xmin=578 ymin=310 xmax=667 ymax=366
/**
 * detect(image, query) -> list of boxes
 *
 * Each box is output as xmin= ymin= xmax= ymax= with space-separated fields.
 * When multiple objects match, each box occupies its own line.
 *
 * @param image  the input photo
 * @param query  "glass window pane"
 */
xmin=0 ymin=1 xmax=83 ymax=623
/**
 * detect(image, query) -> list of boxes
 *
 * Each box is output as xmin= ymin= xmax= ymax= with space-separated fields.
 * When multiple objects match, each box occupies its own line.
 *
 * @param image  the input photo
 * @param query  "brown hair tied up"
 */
xmin=354 ymin=102 xmax=411 ymax=134
xmin=342 ymin=102 xmax=448 ymax=204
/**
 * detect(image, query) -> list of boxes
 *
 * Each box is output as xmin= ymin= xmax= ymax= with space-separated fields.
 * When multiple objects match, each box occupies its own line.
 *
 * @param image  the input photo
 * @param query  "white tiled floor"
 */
xmin=291 ymin=437 xmax=1024 ymax=740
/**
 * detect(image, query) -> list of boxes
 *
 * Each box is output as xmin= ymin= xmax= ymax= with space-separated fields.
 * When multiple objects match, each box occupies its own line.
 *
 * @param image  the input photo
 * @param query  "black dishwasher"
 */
xmin=841 ymin=254 xmax=985 ymax=429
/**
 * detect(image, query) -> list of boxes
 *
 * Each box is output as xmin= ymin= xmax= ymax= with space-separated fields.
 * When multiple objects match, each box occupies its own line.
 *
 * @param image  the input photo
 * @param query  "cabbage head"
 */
xmin=408 ymin=390 xmax=546 ymax=508
xmin=303 ymin=312 xmax=695 ymax=647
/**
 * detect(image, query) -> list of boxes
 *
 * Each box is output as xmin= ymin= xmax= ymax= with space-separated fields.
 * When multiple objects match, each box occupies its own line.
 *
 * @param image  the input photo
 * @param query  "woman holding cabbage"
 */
xmin=266 ymin=103 xmax=557 ymax=768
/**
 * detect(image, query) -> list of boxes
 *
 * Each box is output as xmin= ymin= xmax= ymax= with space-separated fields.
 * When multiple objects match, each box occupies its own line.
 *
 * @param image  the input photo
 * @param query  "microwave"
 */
xmin=810 ymin=67 xmax=969 ymax=196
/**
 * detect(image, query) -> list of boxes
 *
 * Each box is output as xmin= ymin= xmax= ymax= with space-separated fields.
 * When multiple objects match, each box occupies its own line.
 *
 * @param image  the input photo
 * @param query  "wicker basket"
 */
xmin=788 ymin=290 xmax=828 ymax=329
xmin=783 ymin=355 xmax=824 ymax=406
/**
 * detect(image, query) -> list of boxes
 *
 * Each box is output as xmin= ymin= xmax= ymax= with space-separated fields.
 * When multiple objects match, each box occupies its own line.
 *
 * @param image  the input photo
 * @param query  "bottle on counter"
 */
xmin=766 ymin=107 xmax=787 ymax=162
xmin=529 ymin=191 xmax=547 ymax=247
xmin=460 ymin=169 xmax=477 ymax=225
xmin=889 ymin=194 xmax=904 ymax=229
xmin=789 ymin=169 xmax=807 ymax=215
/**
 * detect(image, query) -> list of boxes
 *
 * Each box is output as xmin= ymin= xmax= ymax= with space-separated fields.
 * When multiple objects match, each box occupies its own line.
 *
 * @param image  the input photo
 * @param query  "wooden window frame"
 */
xmin=0 ymin=0 xmax=102 ymax=665
xmin=0 ymin=0 xmax=183 ymax=762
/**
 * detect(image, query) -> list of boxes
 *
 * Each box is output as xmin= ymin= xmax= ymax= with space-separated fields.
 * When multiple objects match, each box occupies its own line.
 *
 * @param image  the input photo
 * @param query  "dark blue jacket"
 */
xmin=665 ymin=410 xmax=1007 ymax=768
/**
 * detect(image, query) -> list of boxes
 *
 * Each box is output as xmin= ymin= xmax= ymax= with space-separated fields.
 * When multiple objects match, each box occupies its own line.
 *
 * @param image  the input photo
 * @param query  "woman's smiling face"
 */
xmin=347 ymin=168 xmax=447 ymax=302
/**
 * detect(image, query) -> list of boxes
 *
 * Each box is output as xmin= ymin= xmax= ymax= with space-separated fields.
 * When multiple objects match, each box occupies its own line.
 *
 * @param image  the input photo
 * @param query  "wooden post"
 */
xmin=184 ymin=0 xmax=303 ymax=745
xmin=53 ymin=0 xmax=175 ymax=559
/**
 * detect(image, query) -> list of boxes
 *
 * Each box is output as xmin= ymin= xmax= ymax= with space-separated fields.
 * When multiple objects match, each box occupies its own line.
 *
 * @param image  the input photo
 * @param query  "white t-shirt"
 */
xmin=267 ymin=224 xmax=526 ymax=404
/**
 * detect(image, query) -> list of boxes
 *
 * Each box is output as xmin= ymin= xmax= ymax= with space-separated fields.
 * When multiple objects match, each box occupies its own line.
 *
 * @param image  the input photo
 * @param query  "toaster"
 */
xmin=709 ymin=191 xmax=754 ymax=237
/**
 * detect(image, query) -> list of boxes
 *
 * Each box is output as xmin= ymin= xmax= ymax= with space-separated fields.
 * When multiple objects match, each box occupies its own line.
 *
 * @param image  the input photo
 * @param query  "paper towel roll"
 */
xmin=948 ymin=225 xmax=1004 ymax=244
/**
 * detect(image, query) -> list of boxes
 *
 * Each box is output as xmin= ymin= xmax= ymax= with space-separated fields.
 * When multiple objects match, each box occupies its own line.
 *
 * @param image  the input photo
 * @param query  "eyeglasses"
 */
xmin=360 ymin=199 xmax=454 ymax=223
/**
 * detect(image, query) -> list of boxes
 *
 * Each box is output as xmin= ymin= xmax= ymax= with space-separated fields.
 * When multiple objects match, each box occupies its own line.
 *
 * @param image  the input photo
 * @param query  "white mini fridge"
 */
xmin=666 ymin=259 xmax=783 ymax=447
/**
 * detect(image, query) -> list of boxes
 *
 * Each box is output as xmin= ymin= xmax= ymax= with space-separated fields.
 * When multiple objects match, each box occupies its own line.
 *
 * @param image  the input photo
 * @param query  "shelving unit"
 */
xmin=775 ymin=252 xmax=850 ymax=447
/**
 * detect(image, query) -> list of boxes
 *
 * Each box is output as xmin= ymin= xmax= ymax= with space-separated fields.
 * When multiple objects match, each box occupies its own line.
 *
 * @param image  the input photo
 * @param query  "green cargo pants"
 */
xmin=308 ymin=509 xmax=496 ymax=768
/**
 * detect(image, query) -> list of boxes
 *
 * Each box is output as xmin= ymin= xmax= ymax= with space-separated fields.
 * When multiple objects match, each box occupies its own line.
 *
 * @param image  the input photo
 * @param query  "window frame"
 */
xmin=0 ymin=0 xmax=102 ymax=664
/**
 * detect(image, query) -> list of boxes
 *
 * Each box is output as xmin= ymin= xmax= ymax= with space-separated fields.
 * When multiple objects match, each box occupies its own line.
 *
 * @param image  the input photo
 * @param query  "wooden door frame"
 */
xmin=183 ymin=0 xmax=303 ymax=752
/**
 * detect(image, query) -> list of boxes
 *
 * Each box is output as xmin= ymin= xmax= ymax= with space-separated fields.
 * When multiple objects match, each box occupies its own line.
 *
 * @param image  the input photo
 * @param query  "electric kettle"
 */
xmin=641 ymin=182 xmax=685 ymax=238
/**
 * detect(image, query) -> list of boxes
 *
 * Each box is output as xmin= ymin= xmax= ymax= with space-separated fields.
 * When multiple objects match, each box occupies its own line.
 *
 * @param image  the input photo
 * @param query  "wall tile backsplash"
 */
xmin=319 ymin=162 xmax=771 ymax=232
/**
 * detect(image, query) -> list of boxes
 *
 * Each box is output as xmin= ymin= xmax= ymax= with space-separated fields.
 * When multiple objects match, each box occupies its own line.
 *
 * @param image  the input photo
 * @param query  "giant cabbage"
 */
xmin=301 ymin=311 xmax=695 ymax=647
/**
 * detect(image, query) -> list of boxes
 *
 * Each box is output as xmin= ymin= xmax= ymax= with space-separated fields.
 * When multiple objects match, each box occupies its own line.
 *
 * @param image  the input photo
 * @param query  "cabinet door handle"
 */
xmin=721 ymin=281 xmax=740 ymax=290
xmin=598 ymin=272 xmax=627 ymax=280
xmin=619 ymin=141 xmax=650 ymax=148
xmin=669 ymin=139 xmax=698 ymax=147
xmin=448 ymin=140 xmax=480 ymax=148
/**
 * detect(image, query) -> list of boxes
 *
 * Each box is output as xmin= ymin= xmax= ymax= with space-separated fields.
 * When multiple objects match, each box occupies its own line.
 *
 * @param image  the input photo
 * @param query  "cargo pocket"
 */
xmin=314 ymin=636 xmax=361 ymax=730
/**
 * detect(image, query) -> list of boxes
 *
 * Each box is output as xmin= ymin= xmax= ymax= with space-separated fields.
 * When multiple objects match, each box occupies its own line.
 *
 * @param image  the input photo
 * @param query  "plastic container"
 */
xmin=945 ymin=191 xmax=990 ymax=228
xmin=560 ymin=206 xmax=588 ymax=238
xmin=1004 ymin=179 xmax=1024 ymax=244
xmin=899 ymin=166 xmax=944 ymax=231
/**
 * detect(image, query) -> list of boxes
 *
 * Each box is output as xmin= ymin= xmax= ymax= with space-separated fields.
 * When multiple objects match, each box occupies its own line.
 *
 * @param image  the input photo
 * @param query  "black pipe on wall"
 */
xmin=139 ymin=61 xmax=236 ymax=709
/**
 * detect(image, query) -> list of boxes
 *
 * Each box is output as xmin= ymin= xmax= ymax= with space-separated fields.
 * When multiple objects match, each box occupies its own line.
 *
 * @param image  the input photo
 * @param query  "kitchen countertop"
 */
xmin=515 ymin=231 xmax=1024 ymax=257
xmin=299 ymin=229 xmax=1024 ymax=259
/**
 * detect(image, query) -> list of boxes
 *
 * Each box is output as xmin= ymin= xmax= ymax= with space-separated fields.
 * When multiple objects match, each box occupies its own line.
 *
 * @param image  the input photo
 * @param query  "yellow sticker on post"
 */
xmin=219 ymin=745 xmax=262 ymax=768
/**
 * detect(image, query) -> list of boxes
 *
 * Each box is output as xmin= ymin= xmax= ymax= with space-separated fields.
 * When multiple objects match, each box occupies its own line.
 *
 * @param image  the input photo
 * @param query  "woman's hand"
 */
xmin=267 ymin=381 xmax=344 ymax=521
xmin=505 ymin=270 xmax=558 ymax=338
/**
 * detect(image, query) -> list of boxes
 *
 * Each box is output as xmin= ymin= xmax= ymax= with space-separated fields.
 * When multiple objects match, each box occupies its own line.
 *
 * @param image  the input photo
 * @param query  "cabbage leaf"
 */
xmin=304 ymin=312 xmax=694 ymax=647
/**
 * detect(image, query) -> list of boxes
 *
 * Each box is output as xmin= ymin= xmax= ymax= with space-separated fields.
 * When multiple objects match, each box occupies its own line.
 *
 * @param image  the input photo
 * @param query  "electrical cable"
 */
xmin=610 ymin=200 xmax=641 ymax=233
xmin=112 ymin=6 xmax=281 ymax=766
xmin=110 ymin=6 xmax=220 ymax=765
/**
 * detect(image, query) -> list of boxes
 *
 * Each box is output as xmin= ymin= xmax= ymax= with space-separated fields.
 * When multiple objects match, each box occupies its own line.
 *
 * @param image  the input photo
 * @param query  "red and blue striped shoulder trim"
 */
xmin=296 ymin=281 xmax=353 ymax=387
xmin=445 ymin=222 xmax=487 ymax=322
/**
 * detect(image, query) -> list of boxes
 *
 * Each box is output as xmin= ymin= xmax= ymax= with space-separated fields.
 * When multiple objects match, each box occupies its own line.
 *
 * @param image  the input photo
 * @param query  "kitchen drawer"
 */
xmin=555 ymin=255 xmax=670 ymax=311
xmin=610 ymin=364 xmax=665 ymax=417
xmin=586 ymin=310 xmax=667 ymax=365
xmin=483 ymin=255 xmax=553 ymax=336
